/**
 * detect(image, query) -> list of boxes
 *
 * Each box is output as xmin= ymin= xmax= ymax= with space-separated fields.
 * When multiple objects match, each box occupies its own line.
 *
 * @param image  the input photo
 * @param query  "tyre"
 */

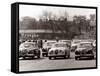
xmin=68 ymin=55 xmax=70 ymax=58
xmin=49 ymin=57 xmax=52 ymax=60
xmin=44 ymin=54 xmax=47 ymax=57
xmin=42 ymin=53 xmax=45 ymax=57
xmin=75 ymin=56 xmax=79 ymax=60
xmin=91 ymin=56 xmax=94 ymax=59
xmin=32 ymin=56 xmax=34 ymax=59
xmin=64 ymin=56 xmax=67 ymax=59
xmin=23 ymin=56 xmax=26 ymax=59
xmin=49 ymin=57 xmax=55 ymax=60
xmin=37 ymin=55 xmax=40 ymax=58
xmin=46 ymin=54 xmax=48 ymax=57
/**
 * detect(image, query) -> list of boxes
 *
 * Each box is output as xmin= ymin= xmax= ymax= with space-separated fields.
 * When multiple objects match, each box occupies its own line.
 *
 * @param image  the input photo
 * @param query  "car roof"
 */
xmin=46 ymin=41 xmax=56 ymax=42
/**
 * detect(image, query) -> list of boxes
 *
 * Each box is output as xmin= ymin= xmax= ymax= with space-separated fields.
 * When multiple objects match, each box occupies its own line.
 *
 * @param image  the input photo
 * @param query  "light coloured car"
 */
xmin=19 ymin=41 xmax=40 ymax=59
xmin=48 ymin=42 xmax=70 ymax=59
xmin=75 ymin=42 xmax=94 ymax=60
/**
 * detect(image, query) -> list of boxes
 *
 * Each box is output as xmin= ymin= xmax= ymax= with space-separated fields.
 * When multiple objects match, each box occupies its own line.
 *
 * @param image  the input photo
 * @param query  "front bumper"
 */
xmin=19 ymin=53 xmax=35 ymax=57
xmin=19 ymin=52 xmax=40 ymax=57
xmin=75 ymin=54 xmax=94 ymax=57
xmin=48 ymin=54 xmax=66 ymax=57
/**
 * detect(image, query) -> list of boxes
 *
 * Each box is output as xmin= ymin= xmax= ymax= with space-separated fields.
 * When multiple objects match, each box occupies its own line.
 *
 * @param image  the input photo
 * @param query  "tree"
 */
xmin=73 ymin=15 xmax=87 ymax=34
xmin=19 ymin=16 xmax=37 ymax=30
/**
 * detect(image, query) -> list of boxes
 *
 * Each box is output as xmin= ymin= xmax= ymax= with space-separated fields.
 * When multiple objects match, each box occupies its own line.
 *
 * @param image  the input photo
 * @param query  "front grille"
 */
xmin=55 ymin=50 xmax=58 ymax=54
xmin=81 ymin=50 xmax=86 ymax=54
xmin=28 ymin=51 xmax=33 ymax=54
xmin=75 ymin=50 xmax=93 ymax=55
xmin=86 ymin=50 xmax=93 ymax=54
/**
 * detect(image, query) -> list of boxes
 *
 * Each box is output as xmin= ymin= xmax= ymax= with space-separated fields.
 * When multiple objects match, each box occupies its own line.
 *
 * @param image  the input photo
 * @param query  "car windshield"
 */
xmin=79 ymin=43 xmax=92 ymax=48
xmin=54 ymin=43 xmax=67 ymax=47
xmin=73 ymin=41 xmax=81 ymax=44
xmin=46 ymin=42 xmax=56 ymax=46
xmin=23 ymin=43 xmax=37 ymax=48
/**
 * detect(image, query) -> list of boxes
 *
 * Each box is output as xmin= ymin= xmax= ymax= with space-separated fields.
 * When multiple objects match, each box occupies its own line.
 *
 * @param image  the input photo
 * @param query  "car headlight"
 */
xmin=87 ymin=50 xmax=93 ymax=54
xmin=59 ymin=50 xmax=62 ymax=52
xmin=49 ymin=50 xmax=53 ymax=54
xmin=61 ymin=50 xmax=65 ymax=54
xmin=75 ymin=51 xmax=80 ymax=55
xmin=22 ymin=49 xmax=27 ymax=53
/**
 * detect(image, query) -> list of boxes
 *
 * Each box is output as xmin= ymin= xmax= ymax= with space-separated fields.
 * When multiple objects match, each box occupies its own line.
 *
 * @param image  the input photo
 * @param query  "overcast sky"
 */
xmin=19 ymin=5 xmax=96 ymax=21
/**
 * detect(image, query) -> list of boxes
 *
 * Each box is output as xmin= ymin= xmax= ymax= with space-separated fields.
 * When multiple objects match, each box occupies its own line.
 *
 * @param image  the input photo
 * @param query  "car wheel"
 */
xmin=75 ymin=56 xmax=79 ymax=60
xmin=42 ymin=54 xmax=45 ymax=57
xmin=46 ymin=54 xmax=48 ymax=57
xmin=49 ymin=57 xmax=55 ymax=60
xmin=91 ymin=56 xmax=94 ymax=59
xmin=37 ymin=56 xmax=40 ymax=58
xmin=23 ymin=56 xmax=26 ymax=59
xmin=49 ymin=57 xmax=52 ymax=60
xmin=64 ymin=56 xmax=67 ymax=59
xmin=31 ymin=56 xmax=34 ymax=59
xmin=68 ymin=55 xmax=70 ymax=58
xmin=44 ymin=54 xmax=46 ymax=57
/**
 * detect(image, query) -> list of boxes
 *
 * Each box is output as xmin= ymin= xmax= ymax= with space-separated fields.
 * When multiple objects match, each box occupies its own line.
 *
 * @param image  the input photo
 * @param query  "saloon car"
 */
xmin=19 ymin=41 xmax=41 ymax=59
xmin=75 ymin=42 xmax=94 ymax=60
xmin=42 ymin=40 xmax=56 ymax=57
xmin=48 ymin=42 xmax=70 ymax=59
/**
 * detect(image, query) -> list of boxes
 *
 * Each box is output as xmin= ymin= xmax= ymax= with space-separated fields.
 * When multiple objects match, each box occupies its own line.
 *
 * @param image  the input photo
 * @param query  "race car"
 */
xmin=19 ymin=41 xmax=41 ymax=59
xmin=48 ymin=42 xmax=70 ymax=59
xmin=75 ymin=42 xmax=94 ymax=60
xmin=42 ymin=40 xmax=56 ymax=57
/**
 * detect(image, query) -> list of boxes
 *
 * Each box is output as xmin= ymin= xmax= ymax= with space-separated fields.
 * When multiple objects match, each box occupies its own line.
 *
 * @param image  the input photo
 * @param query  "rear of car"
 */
xmin=48 ymin=42 xmax=70 ymax=59
xmin=75 ymin=42 xmax=94 ymax=60
xmin=19 ymin=42 xmax=41 ymax=59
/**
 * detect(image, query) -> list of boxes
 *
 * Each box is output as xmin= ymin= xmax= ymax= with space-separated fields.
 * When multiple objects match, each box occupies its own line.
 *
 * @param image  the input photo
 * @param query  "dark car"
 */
xmin=75 ymin=42 xmax=94 ymax=60
xmin=19 ymin=41 xmax=41 ymax=59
